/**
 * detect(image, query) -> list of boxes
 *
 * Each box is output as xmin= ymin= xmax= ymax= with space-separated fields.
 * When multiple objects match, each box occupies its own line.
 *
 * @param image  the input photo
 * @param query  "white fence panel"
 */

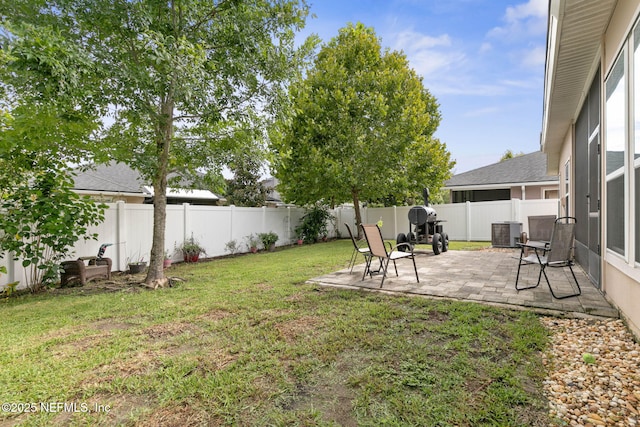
xmin=468 ymin=200 xmax=513 ymax=241
xmin=1 ymin=199 xmax=560 ymax=290
xmin=432 ymin=203 xmax=468 ymax=241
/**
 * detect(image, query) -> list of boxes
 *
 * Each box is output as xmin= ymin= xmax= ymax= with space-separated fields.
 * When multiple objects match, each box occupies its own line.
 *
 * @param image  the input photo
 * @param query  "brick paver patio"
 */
xmin=307 ymin=249 xmax=618 ymax=318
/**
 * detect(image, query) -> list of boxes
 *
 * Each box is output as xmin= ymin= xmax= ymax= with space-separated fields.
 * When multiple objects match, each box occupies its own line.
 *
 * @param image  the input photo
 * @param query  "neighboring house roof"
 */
xmin=444 ymin=152 xmax=558 ymax=189
xmin=262 ymin=176 xmax=283 ymax=203
xmin=74 ymin=162 xmax=147 ymax=195
xmin=73 ymin=162 xmax=220 ymax=202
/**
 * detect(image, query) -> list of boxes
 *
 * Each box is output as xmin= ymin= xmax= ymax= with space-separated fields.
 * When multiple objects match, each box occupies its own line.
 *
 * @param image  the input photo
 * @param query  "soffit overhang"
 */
xmin=542 ymin=0 xmax=617 ymax=174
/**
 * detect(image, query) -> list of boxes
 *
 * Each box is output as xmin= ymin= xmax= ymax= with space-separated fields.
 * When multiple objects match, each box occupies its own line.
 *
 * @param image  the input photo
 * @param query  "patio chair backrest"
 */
xmin=344 ymin=223 xmax=359 ymax=249
xmin=547 ymin=217 xmax=576 ymax=264
xmin=528 ymin=215 xmax=556 ymax=242
xmin=361 ymin=224 xmax=388 ymax=258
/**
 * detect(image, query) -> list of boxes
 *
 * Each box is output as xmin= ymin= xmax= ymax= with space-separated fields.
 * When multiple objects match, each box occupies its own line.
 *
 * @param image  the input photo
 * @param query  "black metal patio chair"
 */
xmin=515 ymin=216 xmax=581 ymax=299
xmin=345 ymin=223 xmax=371 ymax=273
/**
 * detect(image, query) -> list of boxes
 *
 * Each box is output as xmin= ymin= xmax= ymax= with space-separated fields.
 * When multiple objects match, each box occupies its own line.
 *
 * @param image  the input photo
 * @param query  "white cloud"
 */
xmin=521 ymin=45 xmax=546 ymax=68
xmin=387 ymin=28 xmax=467 ymax=86
xmin=479 ymin=42 xmax=492 ymax=54
xmin=463 ymin=106 xmax=501 ymax=118
xmin=394 ymin=31 xmax=452 ymax=51
xmin=487 ymin=0 xmax=547 ymax=40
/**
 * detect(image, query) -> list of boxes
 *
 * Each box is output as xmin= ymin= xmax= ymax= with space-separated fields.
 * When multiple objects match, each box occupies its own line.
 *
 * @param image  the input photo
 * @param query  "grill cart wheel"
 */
xmin=441 ymin=232 xmax=449 ymax=252
xmin=432 ymin=232 xmax=442 ymax=255
xmin=396 ymin=233 xmax=408 ymax=252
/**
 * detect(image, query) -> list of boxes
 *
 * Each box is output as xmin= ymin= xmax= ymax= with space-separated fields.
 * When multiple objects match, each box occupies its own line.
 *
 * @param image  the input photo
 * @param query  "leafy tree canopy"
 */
xmin=272 ymin=22 xmax=454 ymax=229
xmin=500 ymin=149 xmax=525 ymax=161
xmin=1 ymin=0 xmax=316 ymax=284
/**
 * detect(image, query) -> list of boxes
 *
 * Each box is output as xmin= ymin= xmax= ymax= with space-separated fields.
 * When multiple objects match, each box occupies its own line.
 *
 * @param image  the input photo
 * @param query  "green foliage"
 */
xmin=178 ymin=236 xmax=206 ymax=257
xmin=0 ymin=266 xmax=19 ymax=297
xmin=245 ymin=233 xmax=261 ymax=250
xmin=272 ymin=22 xmax=455 ymax=223
xmin=0 ymin=158 xmax=106 ymax=291
xmin=0 ymin=241 xmax=550 ymax=425
xmin=226 ymin=151 xmax=268 ymax=207
xmin=500 ymin=149 xmax=525 ymax=161
xmin=257 ymin=231 xmax=279 ymax=250
xmin=224 ymin=240 xmax=240 ymax=255
xmin=2 ymin=0 xmax=317 ymax=283
xmin=295 ymin=203 xmax=334 ymax=243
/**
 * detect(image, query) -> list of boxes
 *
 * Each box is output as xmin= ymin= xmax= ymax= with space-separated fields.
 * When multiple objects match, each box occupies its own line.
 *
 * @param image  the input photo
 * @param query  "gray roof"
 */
xmin=73 ymin=162 xmax=220 ymax=200
xmin=73 ymin=162 xmax=148 ymax=194
xmin=445 ymin=152 xmax=558 ymax=188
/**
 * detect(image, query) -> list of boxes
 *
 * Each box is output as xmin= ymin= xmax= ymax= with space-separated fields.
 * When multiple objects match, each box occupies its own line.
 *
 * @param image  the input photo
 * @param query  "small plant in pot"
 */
xmin=258 ymin=231 xmax=279 ymax=252
xmin=245 ymin=234 xmax=260 ymax=253
xmin=163 ymin=250 xmax=172 ymax=269
xmin=127 ymin=253 xmax=147 ymax=274
xmin=179 ymin=236 xmax=206 ymax=263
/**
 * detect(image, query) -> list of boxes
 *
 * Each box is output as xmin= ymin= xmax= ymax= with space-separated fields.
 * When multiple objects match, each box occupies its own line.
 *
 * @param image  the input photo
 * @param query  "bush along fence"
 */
xmin=0 ymin=198 xmax=558 ymax=290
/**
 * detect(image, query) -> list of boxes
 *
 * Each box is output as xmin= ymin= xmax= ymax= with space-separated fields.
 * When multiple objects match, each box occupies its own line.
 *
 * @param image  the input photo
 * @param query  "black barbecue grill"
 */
xmin=396 ymin=188 xmax=448 ymax=254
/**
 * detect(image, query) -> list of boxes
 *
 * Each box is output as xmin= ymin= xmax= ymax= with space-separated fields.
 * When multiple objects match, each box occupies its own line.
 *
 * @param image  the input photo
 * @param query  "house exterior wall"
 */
xmin=510 ymin=184 xmax=559 ymax=200
xmin=559 ymin=129 xmax=573 ymax=217
xmin=600 ymin=0 xmax=640 ymax=338
xmin=547 ymin=0 xmax=640 ymax=337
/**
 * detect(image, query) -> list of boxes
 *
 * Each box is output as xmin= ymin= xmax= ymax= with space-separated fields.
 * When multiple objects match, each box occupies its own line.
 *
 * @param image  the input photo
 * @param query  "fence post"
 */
xmin=229 ymin=205 xmax=235 ymax=242
xmin=262 ymin=206 xmax=266 ymax=233
xmin=183 ymin=203 xmax=191 ymax=241
xmin=465 ymin=201 xmax=471 ymax=241
xmin=287 ymin=206 xmax=291 ymax=243
xmin=511 ymin=199 xmax=521 ymax=223
xmin=116 ymin=201 xmax=127 ymax=271
xmin=393 ymin=206 xmax=397 ymax=239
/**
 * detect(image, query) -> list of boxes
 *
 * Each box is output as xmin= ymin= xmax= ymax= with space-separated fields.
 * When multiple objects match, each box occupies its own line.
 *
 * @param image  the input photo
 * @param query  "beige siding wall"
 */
xmin=602 ymin=1 xmax=640 ymax=338
xmin=604 ymin=1 xmax=640 ymax=75
xmin=559 ymin=128 xmax=573 ymax=217
xmin=603 ymin=263 xmax=640 ymax=338
xmin=510 ymin=184 xmax=559 ymax=200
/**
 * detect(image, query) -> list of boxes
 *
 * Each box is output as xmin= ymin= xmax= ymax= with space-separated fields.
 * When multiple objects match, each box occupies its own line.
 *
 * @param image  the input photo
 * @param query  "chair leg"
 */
xmin=411 ymin=255 xmax=419 ymax=283
xmin=380 ymin=257 xmax=391 ymax=288
xmin=348 ymin=248 xmax=357 ymax=273
xmin=515 ymin=247 xmax=541 ymax=291
xmin=543 ymin=263 xmax=582 ymax=299
xmin=362 ymin=255 xmax=373 ymax=280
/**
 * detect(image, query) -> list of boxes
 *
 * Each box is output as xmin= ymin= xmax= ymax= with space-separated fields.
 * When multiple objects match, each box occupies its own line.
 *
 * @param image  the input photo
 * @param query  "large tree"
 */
xmin=2 ymin=0 xmax=315 ymax=286
xmin=272 ymin=23 xmax=454 ymax=233
xmin=0 ymin=23 xmax=109 ymax=291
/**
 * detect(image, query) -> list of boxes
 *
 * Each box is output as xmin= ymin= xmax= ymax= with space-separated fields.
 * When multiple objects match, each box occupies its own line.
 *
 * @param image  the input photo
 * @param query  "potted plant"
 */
xmin=258 ymin=231 xmax=279 ymax=252
xmin=127 ymin=254 xmax=147 ymax=274
xmin=179 ymin=236 xmax=206 ymax=263
xmin=245 ymin=234 xmax=260 ymax=253
xmin=163 ymin=250 xmax=172 ymax=269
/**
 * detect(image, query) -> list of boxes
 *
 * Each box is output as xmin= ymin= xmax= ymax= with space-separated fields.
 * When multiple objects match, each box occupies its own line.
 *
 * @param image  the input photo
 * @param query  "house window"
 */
xmin=605 ymin=52 xmax=626 ymax=257
xmin=605 ymin=19 xmax=640 ymax=267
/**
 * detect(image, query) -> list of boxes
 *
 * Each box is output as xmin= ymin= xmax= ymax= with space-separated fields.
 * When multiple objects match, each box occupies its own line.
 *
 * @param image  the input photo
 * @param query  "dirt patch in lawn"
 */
xmin=275 ymin=315 xmax=323 ymax=343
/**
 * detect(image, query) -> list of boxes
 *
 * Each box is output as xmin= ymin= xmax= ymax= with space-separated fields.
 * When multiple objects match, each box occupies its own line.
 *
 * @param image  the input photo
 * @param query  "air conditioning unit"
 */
xmin=491 ymin=222 xmax=522 ymax=248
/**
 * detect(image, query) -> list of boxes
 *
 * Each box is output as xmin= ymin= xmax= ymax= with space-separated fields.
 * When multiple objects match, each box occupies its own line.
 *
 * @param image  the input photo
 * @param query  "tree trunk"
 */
xmin=144 ymin=97 xmax=173 ymax=287
xmin=352 ymin=188 xmax=363 ymax=239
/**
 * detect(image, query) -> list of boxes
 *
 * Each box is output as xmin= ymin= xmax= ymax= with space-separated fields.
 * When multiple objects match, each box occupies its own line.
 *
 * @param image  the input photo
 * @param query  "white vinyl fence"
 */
xmin=1 ymin=199 xmax=558 ymax=290
xmin=335 ymin=198 xmax=559 ymax=241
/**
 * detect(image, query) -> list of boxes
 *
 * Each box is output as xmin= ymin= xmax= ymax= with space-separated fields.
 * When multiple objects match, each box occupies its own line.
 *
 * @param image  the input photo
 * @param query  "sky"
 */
xmin=296 ymin=0 xmax=548 ymax=174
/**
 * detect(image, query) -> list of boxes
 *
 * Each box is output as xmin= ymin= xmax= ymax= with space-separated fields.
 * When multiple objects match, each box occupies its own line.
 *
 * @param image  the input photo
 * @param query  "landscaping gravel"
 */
xmin=541 ymin=317 xmax=640 ymax=427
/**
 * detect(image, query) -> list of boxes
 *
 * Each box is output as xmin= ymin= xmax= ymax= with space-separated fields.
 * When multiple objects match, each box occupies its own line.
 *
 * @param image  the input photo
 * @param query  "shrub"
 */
xmin=295 ymin=203 xmax=334 ymax=243
xmin=258 ymin=232 xmax=278 ymax=250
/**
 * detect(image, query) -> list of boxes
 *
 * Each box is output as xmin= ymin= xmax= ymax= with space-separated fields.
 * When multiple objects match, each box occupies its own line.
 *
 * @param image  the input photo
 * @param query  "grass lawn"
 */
xmin=0 ymin=240 xmax=549 ymax=426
